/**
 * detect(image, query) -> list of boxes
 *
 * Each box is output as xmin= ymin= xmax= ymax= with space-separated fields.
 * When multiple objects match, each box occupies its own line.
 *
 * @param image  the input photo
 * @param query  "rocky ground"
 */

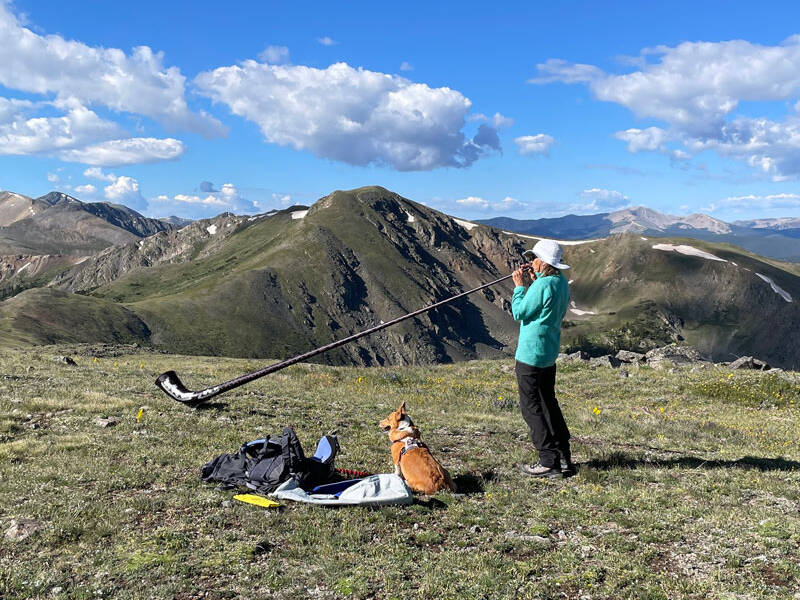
xmin=558 ymin=342 xmax=789 ymax=375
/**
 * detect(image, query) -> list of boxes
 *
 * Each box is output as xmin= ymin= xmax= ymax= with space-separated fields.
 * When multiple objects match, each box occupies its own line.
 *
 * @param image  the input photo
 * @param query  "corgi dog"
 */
xmin=379 ymin=401 xmax=455 ymax=495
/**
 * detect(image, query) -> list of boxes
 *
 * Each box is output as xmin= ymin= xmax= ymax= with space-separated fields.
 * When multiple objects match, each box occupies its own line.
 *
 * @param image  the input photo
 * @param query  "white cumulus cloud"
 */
xmin=455 ymin=195 xmax=525 ymax=211
xmin=84 ymin=167 xmax=117 ymax=182
xmin=0 ymin=3 xmax=225 ymax=137
xmin=194 ymin=61 xmax=501 ymax=171
xmin=531 ymin=37 xmax=800 ymax=179
xmin=104 ymin=175 xmax=146 ymax=211
xmin=0 ymin=97 xmax=124 ymax=156
xmin=456 ymin=196 xmax=489 ymax=208
xmin=515 ymin=134 xmax=555 ymax=156
xmin=317 ymin=36 xmax=337 ymax=46
xmin=272 ymin=192 xmax=292 ymax=206
xmin=172 ymin=194 xmax=227 ymax=206
xmin=151 ymin=181 xmax=259 ymax=217
xmin=74 ymin=183 xmax=97 ymax=196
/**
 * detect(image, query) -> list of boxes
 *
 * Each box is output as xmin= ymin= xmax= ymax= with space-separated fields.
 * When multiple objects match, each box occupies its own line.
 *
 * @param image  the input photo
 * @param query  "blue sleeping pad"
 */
xmin=311 ymin=479 xmax=363 ymax=497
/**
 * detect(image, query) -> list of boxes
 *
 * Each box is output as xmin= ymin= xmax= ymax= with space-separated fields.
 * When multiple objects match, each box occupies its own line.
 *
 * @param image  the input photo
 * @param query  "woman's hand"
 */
xmin=512 ymin=266 xmax=530 ymax=286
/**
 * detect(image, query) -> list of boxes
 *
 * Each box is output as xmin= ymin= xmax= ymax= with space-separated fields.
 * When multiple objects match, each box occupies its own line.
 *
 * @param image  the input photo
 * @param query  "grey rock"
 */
xmin=645 ymin=344 xmax=703 ymax=368
xmin=558 ymin=350 xmax=588 ymax=364
xmin=615 ymin=350 xmax=645 ymax=364
xmin=92 ymin=416 xmax=118 ymax=428
xmin=729 ymin=356 xmax=754 ymax=369
xmin=589 ymin=355 xmax=621 ymax=368
xmin=730 ymin=356 xmax=770 ymax=370
xmin=3 ymin=518 xmax=41 ymax=542
xmin=504 ymin=531 xmax=550 ymax=545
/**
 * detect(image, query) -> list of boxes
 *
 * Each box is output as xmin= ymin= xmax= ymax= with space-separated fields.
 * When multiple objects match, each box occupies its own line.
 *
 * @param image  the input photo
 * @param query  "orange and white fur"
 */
xmin=379 ymin=401 xmax=455 ymax=495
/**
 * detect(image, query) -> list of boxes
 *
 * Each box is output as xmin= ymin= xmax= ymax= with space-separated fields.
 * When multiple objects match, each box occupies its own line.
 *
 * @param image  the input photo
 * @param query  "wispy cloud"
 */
xmin=585 ymin=163 xmax=649 ymax=176
xmin=705 ymin=193 xmax=800 ymax=212
xmin=59 ymin=137 xmax=185 ymax=167
xmin=578 ymin=188 xmax=630 ymax=211
xmin=258 ymin=45 xmax=290 ymax=64
xmin=515 ymin=134 xmax=555 ymax=156
xmin=317 ymin=36 xmax=337 ymax=46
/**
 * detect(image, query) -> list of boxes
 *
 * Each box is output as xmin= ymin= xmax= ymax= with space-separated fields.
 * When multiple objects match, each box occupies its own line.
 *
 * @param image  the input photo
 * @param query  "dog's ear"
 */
xmin=398 ymin=400 xmax=406 ymax=414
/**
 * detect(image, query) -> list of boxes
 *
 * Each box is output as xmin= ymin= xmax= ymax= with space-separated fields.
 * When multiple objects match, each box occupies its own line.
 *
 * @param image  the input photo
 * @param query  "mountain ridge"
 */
xmin=0 ymin=190 xmax=174 ymax=256
xmin=0 ymin=186 xmax=798 ymax=369
xmin=479 ymin=206 xmax=800 ymax=261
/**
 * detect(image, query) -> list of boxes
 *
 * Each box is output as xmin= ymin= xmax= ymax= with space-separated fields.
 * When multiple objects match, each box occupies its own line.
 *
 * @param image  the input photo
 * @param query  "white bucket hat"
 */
xmin=522 ymin=239 xmax=570 ymax=270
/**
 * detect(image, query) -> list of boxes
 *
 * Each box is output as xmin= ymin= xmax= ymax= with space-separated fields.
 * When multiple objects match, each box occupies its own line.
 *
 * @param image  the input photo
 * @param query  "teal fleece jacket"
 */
xmin=511 ymin=273 xmax=570 ymax=367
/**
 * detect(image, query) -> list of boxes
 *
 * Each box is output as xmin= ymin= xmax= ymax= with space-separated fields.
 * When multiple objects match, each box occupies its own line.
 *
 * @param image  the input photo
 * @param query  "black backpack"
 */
xmin=201 ymin=427 xmax=338 ymax=493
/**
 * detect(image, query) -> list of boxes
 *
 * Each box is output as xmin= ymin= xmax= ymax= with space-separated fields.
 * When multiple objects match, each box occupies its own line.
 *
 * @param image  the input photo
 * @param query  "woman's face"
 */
xmin=532 ymin=258 xmax=545 ymax=272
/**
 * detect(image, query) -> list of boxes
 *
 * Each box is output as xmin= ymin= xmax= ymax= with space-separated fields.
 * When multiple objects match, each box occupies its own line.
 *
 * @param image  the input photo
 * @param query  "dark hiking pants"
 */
xmin=515 ymin=361 xmax=571 ymax=468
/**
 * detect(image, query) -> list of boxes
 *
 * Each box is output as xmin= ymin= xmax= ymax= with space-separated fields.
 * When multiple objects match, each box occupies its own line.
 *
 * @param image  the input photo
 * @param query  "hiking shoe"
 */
xmin=520 ymin=462 xmax=563 ymax=479
xmin=560 ymin=459 xmax=577 ymax=478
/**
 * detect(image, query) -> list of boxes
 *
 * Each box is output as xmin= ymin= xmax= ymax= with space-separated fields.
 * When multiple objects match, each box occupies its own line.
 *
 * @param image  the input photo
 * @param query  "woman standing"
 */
xmin=511 ymin=239 xmax=575 ymax=478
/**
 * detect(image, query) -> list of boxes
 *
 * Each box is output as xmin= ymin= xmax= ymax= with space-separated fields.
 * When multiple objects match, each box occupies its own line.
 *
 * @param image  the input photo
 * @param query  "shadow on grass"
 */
xmin=452 ymin=469 xmax=497 ymax=494
xmin=415 ymin=497 xmax=449 ymax=510
xmin=585 ymin=451 xmax=800 ymax=472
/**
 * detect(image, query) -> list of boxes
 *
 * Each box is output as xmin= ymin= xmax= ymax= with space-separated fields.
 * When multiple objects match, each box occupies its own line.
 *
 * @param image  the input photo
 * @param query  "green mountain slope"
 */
xmin=0 ymin=288 xmax=150 ymax=347
xmin=0 ymin=186 xmax=798 ymax=369
xmin=47 ymin=187 xmax=528 ymax=364
xmin=550 ymin=234 xmax=800 ymax=367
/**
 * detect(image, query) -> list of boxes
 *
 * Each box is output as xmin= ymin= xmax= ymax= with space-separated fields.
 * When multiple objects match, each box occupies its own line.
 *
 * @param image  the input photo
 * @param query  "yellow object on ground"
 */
xmin=233 ymin=494 xmax=280 ymax=508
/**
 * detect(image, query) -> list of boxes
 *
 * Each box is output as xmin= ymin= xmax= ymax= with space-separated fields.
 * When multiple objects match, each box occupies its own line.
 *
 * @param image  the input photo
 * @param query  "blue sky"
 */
xmin=2 ymin=0 xmax=800 ymax=222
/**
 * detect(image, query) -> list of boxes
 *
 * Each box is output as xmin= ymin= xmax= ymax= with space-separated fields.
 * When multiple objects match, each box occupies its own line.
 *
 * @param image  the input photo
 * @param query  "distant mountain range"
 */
xmin=0 ymin=191 xmax=183 ymax=256
xmin=479 ymin=207 xmax=800 ymax=261
xmin=0 ymin=187 xmax=798 ymax=369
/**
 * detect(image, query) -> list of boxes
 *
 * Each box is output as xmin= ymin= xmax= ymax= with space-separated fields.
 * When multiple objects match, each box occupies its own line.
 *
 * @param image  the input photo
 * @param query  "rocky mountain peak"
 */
xmin=37 ymin=191 xmax=82 ymax=207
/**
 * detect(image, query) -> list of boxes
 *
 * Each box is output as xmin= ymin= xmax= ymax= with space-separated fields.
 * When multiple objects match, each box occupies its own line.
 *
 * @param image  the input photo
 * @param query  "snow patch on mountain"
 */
xmin=291 ymin=210 xmax=309 ymax=220
xmin=756 ymin=273 xmax=793 ymax=302
xmin=454 ymin=218 xmax=477 ymax=231
xmin=652 ymin=243 xmax=727 ymax=262
xmin=569 ymin=300 xmax=595 ymax=315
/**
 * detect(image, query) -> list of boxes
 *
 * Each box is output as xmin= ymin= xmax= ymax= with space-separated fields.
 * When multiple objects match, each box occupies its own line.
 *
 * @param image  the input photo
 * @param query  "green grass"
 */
xmin=1 ymin=347 xmax=799 ymax=599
